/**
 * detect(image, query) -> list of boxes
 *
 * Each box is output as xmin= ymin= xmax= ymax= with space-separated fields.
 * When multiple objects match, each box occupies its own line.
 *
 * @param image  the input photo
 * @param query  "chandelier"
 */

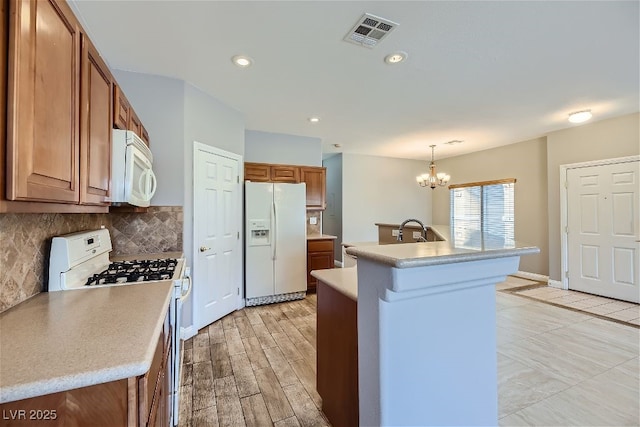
xmin=416 ymin=145 xmax=450 ymax=189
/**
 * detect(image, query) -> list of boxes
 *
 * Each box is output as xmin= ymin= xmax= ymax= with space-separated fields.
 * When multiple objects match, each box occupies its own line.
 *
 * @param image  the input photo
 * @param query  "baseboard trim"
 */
xmin=548 ymin=279 xmax=564 ymax=289
xmin=181 ymin=325 xmax=197 ymax=340
xmin=514 ymin=271 xmax=549 ymax=283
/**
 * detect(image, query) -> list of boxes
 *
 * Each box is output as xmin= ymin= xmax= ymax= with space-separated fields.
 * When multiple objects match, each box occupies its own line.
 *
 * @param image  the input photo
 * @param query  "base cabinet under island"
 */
xmin=316 ymin=271 xmax=359 ymax=427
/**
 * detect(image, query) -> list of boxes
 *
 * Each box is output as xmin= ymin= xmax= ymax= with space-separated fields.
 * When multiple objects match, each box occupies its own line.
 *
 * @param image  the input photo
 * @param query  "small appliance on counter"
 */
xmin=245 ymin=182 xmax=307 ymax=306
xmin=47 ymin=228 xmax=190 ymax=426
xmin=111 ymin=129 xmax=156 ymax=207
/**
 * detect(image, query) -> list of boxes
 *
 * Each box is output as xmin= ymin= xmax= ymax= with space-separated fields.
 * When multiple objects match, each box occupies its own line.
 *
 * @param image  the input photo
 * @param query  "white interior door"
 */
xmin=567 ymin=160 xmax=639 ymax=302
xmin=193 ymin=143 xmax=241 ymax=329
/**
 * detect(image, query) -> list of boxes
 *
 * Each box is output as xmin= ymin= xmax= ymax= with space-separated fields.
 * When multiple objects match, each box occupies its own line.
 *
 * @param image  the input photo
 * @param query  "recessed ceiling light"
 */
xmin=568 ymin=109 xmax=592 ymax=124
xmin=384 ymin=51 xmax=407 ymax=64
xmin=308 ymin=117 xmax=320 ymax=123
xmin=231 ymin=55 xmax=253 ymax=68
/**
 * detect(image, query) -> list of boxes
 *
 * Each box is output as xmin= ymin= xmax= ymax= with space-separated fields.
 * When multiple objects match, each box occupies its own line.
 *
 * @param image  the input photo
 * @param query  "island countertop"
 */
xmin=346 ymin=235 xmax=539 ymax=268
xmin=0 ymin=281 xmax=173 ymax=403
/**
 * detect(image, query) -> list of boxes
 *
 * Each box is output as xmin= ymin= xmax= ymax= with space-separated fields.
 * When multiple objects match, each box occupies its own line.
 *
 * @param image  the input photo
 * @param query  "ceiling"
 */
xmin=69 ymin=1 xmax=639 ymax=161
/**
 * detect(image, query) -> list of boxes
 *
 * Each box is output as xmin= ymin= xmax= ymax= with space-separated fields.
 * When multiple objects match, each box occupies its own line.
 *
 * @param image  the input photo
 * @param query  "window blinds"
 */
xmin=450 ymin=182 xmax=515 ymax=249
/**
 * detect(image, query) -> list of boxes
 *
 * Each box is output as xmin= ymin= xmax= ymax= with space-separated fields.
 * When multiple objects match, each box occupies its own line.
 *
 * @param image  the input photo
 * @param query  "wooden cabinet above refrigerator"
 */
xmin=244 ymin=162 xmax=326 ymax=210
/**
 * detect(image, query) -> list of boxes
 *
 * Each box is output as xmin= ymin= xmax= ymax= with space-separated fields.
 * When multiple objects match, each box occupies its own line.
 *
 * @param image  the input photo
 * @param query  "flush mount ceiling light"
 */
xmin=416 ymin=145 xmax=451 ymax=190
xmin=384 ymin=51 xmax=407 ymax=64
xmin=308 ymin=117 xmax=320 ymax=123
xmin=568 ymin=109 xmax=592 ymax=124
xmin=231 ymin=55 xmax=253 ymax=68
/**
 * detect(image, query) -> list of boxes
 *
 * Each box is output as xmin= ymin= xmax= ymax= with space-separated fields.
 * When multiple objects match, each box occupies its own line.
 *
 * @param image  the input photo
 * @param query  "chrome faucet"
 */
xmin=397 ymin=218 xmax=428 ymax=242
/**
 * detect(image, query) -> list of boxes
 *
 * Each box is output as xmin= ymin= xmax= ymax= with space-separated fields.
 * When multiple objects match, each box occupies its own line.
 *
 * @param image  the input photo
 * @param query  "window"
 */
xmin=450 ymin=179 xmax=515 ymax=249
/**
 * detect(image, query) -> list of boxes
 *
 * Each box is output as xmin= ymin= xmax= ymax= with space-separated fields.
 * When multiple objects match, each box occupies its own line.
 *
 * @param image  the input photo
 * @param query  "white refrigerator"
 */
xmin=245 ymin=182 xmax=307 ymax=306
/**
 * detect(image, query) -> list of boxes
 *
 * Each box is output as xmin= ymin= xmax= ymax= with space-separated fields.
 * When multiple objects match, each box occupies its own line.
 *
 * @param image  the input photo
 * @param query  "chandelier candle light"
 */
xmin=416 ymin=145 xmax=451 ymax=189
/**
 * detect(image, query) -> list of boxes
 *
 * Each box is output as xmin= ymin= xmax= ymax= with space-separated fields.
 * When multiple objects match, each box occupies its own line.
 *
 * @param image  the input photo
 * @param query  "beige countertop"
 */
xmin=307 ymin=234 xmax=337 ymax=241
xmin=346 ymin=235 xmax=539 ymax=268
xmin=0 ymin=281 xmax=173 ymax=403
xmin=311 ymin=267 xmax=358 ymax=301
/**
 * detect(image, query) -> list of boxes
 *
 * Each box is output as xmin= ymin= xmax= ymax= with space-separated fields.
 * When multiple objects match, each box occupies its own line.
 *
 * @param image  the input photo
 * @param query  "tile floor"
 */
xmin=508 ymin=283 xmax=640 ymax=326
xmin=178 ymin=277 xmax=640 ymax=427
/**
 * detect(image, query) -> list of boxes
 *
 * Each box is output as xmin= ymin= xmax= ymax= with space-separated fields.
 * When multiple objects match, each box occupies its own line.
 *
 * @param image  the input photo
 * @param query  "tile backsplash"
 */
xmin=0 ymin=206 xmax=183 ymax=312
xmin=306 ymin=211 xmax=322 ymax=235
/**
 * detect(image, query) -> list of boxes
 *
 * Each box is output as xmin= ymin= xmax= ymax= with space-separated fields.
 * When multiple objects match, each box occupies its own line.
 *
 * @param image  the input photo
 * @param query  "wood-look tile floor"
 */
xmin=178 ymin=295 xmax=328 ymax=427
xmin=178 ymin=277 xmax=640 ymax=427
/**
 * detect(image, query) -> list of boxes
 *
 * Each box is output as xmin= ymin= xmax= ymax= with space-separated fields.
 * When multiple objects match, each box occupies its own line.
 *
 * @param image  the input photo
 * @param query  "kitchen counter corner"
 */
xmin=307 ymin=234 xmax=337 ymax=240
xmin=0 ymin=281 xmax=173 ymax=403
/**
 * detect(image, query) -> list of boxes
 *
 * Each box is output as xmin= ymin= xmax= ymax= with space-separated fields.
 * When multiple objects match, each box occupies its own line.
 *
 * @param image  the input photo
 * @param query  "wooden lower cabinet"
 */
xmin=306 ymin=238 xmax=334 ymax=293
xmin=317 ymin=279 xmax=358 ymax=427
xmin=0 ymin=316 xmax=171 ymax=427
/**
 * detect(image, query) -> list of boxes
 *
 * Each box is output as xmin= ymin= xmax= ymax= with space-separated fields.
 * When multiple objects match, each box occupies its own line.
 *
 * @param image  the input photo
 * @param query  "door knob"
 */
xmin=200 ymin=246 xmax=210 ymax=252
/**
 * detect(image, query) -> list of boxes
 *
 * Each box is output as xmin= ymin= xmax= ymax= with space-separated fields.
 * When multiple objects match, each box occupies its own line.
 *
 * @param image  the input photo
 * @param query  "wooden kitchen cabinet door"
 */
xmin=113 ymin=84 xmax=130 ymax=130
xmin=270 ymin=165 xmax=300 ymax=183
xmin=129 ymin=109 xmax=142 ymax=138
xmin=6 ymin=0 xmax=81 ymax=203
xmin=307 ymin=239 xmax=335 ymax=292
xmin=244 ymin=162 xmax=271 ymax=182
xmin=300 ymin=166 xmax=326 ymax=210
xmin=80 ymin=35 xmax=112 ymax=205
xmin=141 ymin=126 xmax=150 ymax=146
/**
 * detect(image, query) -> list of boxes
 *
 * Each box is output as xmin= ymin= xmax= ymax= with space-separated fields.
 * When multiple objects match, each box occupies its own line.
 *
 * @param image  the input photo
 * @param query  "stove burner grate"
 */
xmin=85 ymin=258 xmax=178 ymax=286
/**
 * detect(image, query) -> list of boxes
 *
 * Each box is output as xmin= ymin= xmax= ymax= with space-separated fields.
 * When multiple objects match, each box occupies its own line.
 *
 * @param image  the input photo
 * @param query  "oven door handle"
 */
xmin=180 ymin=273 xmax=192 ymax=302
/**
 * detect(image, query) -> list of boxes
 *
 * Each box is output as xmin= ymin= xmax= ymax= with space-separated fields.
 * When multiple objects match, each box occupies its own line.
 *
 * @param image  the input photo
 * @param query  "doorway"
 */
xmin=561 ymin=156 xmax=639 ymax=303
xmin=192 ymin=142 xmax=243 ymax=330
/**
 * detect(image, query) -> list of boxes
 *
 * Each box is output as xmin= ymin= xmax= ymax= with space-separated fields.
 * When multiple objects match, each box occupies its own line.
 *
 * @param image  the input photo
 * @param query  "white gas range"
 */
xmin=48 ymin=228 xmax=190 ymax=426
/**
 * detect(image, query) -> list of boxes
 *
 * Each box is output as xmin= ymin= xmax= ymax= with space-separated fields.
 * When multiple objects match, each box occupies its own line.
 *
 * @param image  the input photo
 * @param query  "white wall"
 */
xmin=114 ymin=71 xmax=245 ymax=332
xmin=546 ymin=113 xmax=640 ymax=281
xmin=182 ymin=83 xmax=244 ymax=329
xmin=112 ymin=71 xmax=185 ymax=205
xmin=342 ymin=153 xmax=432 ymax=244
xmin=245 ymin=130 xmax=322 ymax=166
xmin=322 ymin=154 xmax=343 ymax=260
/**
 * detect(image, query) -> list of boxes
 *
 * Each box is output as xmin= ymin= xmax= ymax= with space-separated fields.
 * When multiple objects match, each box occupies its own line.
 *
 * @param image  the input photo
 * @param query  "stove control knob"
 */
xmin=200 ymin=246 xmax=210 ymax=252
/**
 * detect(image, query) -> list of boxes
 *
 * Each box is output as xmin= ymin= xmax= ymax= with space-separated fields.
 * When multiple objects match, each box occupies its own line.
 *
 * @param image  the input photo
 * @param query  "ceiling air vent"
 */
xmin=343 ymin=13 xmax=399 ymax=48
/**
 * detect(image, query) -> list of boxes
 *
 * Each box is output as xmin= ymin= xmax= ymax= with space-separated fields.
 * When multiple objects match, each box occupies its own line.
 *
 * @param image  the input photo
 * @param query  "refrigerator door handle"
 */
xmin=273 ymin=199 xmax=277 ymax=260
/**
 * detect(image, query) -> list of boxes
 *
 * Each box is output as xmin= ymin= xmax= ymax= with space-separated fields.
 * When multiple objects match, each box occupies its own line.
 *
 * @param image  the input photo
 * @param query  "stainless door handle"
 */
xmin=199 ymin=246 xmax=210 ymax=252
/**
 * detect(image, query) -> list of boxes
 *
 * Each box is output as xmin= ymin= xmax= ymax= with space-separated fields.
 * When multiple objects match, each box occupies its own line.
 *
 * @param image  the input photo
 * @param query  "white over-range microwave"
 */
xmin=111 ymin=129 xmax=157 ymax=207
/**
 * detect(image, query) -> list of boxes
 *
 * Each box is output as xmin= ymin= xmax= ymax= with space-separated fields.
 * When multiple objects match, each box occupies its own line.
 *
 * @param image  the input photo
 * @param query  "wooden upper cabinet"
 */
xmin=271 ymin=165 xmax=299 ymax=183
xmin=300 ymin=166 xmax=326 ymax=210
xmin=113 ymin=83 xmax=130 ymax=130
xmin=141 ymin=126 xmax=150 ymax=146
xmin=80 ymin=35 xmax=112 ymax=206
xmin=129 ymin=109 xmax=142 ymax=138
xmin=6 ymin=0 xmax=81 ymax=203
xmin=244 ymin=162 xmax=271 ymax=182
xmin=244 ymin=162 xmax=300 ymax=183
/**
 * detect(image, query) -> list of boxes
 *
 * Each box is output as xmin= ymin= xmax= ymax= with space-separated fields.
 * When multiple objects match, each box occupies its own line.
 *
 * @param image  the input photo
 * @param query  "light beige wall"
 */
xmin=342 ymin=153 xmax=432 ymax=244
xmin=546 ymin=113 xmax=640 ymax=281
xmin=432 ymin=137 xmax=549 ymax=275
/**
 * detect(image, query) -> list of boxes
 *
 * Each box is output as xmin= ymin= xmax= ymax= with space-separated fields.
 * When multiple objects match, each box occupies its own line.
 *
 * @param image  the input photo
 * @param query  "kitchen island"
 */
xmin=315 ymin=232 xmax=538 ymax=427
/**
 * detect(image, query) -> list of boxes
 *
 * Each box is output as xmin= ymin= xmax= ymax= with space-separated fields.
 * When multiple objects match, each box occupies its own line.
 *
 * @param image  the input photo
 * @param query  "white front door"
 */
xmin=193 ymin=142 xmax=241 ymax=330
xmin=567 ymin=160 xmax=639 ymax=302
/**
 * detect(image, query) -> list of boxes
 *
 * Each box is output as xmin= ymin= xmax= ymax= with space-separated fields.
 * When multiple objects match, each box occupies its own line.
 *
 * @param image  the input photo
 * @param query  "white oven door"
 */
xmin=125 ymin=145 xmax=157 ymax=207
